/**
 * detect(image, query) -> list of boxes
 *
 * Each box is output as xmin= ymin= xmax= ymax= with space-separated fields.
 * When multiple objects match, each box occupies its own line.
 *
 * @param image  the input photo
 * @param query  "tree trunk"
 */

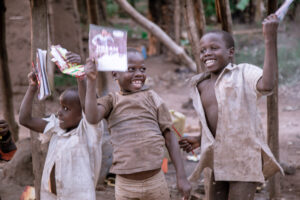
xmin=98 ymin=0 xmax=108 ymax=23
xmin=115 ymin=0 xmax=196 ymax=72
xmin=267 ymin=1 xmax=280 ymax=200
xmin=86 ymin=0 xmax=108 ymax=96
xmin=174 ymin=0 xmax=181 ymax=45
xmin=29 ymin=0 xmax=49 ymax=199
xmin=86 ymin=0 xmax=99 ymax=24
xmin=0 ymin=0 xmax=19 ymax=142
xmin=183 ymin=0 xmax=206 ymax=73
xmin=215 ymin=0 xmax=233 ymax=33
xmin=255 ymin=0 xmax=262 ymax=23
xmin=148 ymin=0 xmax=161 ymax=56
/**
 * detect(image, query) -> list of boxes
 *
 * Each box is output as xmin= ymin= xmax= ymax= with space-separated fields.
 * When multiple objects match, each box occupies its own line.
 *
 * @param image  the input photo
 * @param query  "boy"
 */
xmin=0 ymin=119 xmax=17 ymax=161
xmin=19 ymin=72 xmax=102 ymax=200
xmin=84 ymin=48 xmax=191 ymax=200
xmin=179 ymin=14 xmax=283 ymax=200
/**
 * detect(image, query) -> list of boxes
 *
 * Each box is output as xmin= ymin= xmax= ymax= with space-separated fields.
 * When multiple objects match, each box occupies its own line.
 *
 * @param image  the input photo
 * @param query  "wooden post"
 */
xmin=215 ymin=0 xmax=233 ymax=33
xmin=174 ymin=0 xmax=181 ymax=45
xmin=183 ymin=0 xmax=206 ymax=73
xmin=267 ymin=1 xmax=280 ymax=199
xmin=0 ymin=0 xmax=19 ymax=142
xmin=29 ymin=0 xmax=48 ymax=199
xmin=86 ymin=0 xmax=108 ymax=96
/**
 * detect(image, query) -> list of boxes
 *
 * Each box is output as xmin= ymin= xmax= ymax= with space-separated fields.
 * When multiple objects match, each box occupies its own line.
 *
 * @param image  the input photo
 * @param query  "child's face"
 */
xmin=199 ymin=33 xmax=234 ymax=74
xmin=114 ymin=52 xmax=146 ymax=93
xmin=57 ymin=92 xmax=82 ymax=131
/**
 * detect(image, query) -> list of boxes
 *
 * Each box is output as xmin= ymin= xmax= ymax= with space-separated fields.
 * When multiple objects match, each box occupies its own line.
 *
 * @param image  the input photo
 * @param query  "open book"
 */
xmin=89 ymin=25 xmax=127 ymax=72
xmin=33 ymin=49 xmax=51 ymax=100
xmin=50 ymin=45 xmax=85 ymax=77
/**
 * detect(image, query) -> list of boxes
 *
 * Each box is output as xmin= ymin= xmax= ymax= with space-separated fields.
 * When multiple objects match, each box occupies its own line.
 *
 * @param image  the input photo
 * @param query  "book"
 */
xmin=50 ymin=45 xmax=85 ymax=77
xmin=89 ymin=25 xmax=127 ymax=72
xmin=33 ymin=49 xmax=51 ymax=100
xmin=275 ymin=0 xmax=295 ymax=21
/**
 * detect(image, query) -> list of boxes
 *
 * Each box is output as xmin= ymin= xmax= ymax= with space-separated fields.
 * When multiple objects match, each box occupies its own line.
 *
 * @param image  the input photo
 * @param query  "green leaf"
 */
xmin=236 ymin=0 xmax=250 ymax=11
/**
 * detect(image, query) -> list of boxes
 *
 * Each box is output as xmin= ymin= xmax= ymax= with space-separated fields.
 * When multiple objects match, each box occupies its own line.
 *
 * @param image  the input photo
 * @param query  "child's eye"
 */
xmin=63 ymin=106 xmax=69 ymax=111
xmin=140 ymin=67 xmax=146 ymax=73
xmin=200 ymin=49 xmax=206 ymax=54
xmin=128 ymin=67 xmax=135 ymax=72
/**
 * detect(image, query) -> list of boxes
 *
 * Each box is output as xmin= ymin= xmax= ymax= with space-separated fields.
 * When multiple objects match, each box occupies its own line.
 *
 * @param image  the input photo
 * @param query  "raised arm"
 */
xmin=257 ymin=14 xmax=279 ymax=92
xmin=19 ymin=72 xmax=48 ymax=133
xmin=84 ymin=59 xmax=107 ymax=124
xmin=164 ymin=129 xmax=191 ymax=200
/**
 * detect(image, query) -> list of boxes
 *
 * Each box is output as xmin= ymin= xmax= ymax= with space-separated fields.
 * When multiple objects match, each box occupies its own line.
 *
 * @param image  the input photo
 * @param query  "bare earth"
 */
xmin=1 ymin=0 xmax=300 ymax=199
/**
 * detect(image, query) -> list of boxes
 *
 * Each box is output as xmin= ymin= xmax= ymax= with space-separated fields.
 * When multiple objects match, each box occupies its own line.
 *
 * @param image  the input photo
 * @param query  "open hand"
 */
xmin=85 ymin=58 xmax=97 ymax=80
xmin=177 ymin=178 xmax=191 ymax=200
xmin=66 ymin=51 xmax=81 ymax=64
xmin=179 ymin=136 xmax=200 ymax=153
xmin=0 ymin=120 xmax=9 ymax=137
xmin=262 ymin=14 xmax=279 ymax=39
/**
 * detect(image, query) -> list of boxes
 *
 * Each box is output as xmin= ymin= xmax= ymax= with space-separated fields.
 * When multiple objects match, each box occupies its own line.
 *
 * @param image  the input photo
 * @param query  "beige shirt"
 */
xmin=188 ymin=63 xmax=283 ymax=183
xmin=40 ymin=113 xmax=102 ymax=200
xmin=97 ymin=89 xmax=172 ymax=174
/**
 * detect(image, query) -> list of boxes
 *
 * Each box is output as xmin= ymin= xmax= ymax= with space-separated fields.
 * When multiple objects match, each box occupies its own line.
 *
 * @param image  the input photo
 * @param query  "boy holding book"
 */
xmin=19 ymin=71 xmax=102 ymax=200
xmin=84 ymin=48 xmax=191 ymax=200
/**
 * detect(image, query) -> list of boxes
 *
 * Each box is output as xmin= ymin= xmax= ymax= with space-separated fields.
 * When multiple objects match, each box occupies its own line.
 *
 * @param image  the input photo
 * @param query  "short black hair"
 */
xmin=204 ymin=30 xmax=235 ymax=49
xmin=61 ymin=87 xmax=81 ymax=109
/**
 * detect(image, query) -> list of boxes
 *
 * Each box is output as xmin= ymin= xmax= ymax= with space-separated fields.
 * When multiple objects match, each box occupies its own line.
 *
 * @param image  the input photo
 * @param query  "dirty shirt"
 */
xmin=97 ymin=89 xmax=172 ymax=175
xmin=189 ymin=63 xmax=283 ymax=183
xmin=40 ymin=113 xmax=102 ymax=200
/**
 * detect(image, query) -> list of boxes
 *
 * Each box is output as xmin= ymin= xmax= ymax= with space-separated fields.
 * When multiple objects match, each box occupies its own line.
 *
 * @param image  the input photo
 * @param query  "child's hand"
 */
xmin=66 ymin=51 xmax=81 ymax=64
xmin=178 ymin=136 xmax=200 ymax=153
xmin=0 ymin=120 xmax=9 ymax=137
xmin=262 ymin=14 xmax=279 ymax=40
xmin=28 ymin=72 xmax=38 ymax=88
xmin=177 ymin=178 xmax=192 ymax=200
xmin=85 ymin=58 xmax=97 ymax=80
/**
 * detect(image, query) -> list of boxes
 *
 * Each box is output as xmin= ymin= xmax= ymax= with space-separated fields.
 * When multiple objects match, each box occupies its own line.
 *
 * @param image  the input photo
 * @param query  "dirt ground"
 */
xmin=1 ymin=0 xmax=300 ymax=199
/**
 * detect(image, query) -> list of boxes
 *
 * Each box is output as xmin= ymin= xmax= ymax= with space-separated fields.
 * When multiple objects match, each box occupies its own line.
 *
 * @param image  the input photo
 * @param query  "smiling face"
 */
xmin=199 ymin=32 xmax=234 ymax=75
xmin=113 ymin=51 xmax=146 ymax=93
xmin=57 ymin=89 xmax=82 ymax=131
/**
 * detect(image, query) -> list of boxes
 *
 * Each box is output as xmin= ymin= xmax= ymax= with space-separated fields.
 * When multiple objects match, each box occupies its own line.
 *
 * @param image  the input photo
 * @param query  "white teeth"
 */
xmin=132 ymin=80 xmax=142 ymax=84
xmin=205 ymin=60 xmax=215 ymax=65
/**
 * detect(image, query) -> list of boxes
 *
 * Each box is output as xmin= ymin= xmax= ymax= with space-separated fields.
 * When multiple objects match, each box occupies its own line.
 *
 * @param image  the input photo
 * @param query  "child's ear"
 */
xmin=228 ymin=47 xmax=235 ymax=60
xmin=112 ymin=71 xmax=118 ymax=80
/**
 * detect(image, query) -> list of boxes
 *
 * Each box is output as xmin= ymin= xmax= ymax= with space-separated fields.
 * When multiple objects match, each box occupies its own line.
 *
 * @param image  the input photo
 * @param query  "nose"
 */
xmin=134 ymin=69 xmax=144 ymax=77
xmin=57 ymin=110 xmax=62 ymax=117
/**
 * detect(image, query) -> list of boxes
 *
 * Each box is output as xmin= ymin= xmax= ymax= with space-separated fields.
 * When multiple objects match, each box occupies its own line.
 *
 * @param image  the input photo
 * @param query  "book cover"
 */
xmin=34 ymin=49 xmax=51 ymax=100
xmin=50 ymin=45 xmax=85 ymax=77
xmin=89 ymin=25 xmax=127 ymax=72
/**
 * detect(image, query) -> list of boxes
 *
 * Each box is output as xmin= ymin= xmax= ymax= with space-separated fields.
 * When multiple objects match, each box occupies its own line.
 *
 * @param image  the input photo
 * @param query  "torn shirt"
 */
xmin=40 ymin=113 xmax=102 ymax=200
xmin=188 ymin=63 xmax=283 ymax=183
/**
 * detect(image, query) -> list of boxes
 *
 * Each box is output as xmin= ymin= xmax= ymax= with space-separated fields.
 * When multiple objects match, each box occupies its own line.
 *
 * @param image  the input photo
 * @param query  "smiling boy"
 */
xmin=179 ymin=14 xmax=283 ymax=200
xmin=85 ymin=48 xmax=191 ymax=200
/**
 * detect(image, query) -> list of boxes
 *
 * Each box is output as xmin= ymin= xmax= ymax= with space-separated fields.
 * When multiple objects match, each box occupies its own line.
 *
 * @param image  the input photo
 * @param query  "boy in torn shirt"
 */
xmin=179 ymin=14 xmax=284 ymax=200
xmin=84 ymin=48 xmax=191 ymax=200
xmin=19 ymin=70 xmax=102 ymax=200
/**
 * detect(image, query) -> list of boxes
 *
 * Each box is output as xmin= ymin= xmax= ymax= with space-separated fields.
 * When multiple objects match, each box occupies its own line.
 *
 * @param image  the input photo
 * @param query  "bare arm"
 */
xmin=164 ymin=129 xmax=191 ymax=200
xmin=77 ymin=77 xmax=86 ymax=111
xmin=85 ymin=59 xmax=107 ymax=124
xmin=257 ymin=14 xmax=279 ymax=92
xmin=19 ymin=72 xmax=48 ymax=133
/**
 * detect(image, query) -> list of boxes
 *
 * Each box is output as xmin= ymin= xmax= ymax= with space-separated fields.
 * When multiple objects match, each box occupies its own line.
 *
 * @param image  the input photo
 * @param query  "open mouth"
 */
xmin=131 ymin=80 xmax=144 ymax=87
xmin=204 ymin=59 xmax=216 ymax=67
